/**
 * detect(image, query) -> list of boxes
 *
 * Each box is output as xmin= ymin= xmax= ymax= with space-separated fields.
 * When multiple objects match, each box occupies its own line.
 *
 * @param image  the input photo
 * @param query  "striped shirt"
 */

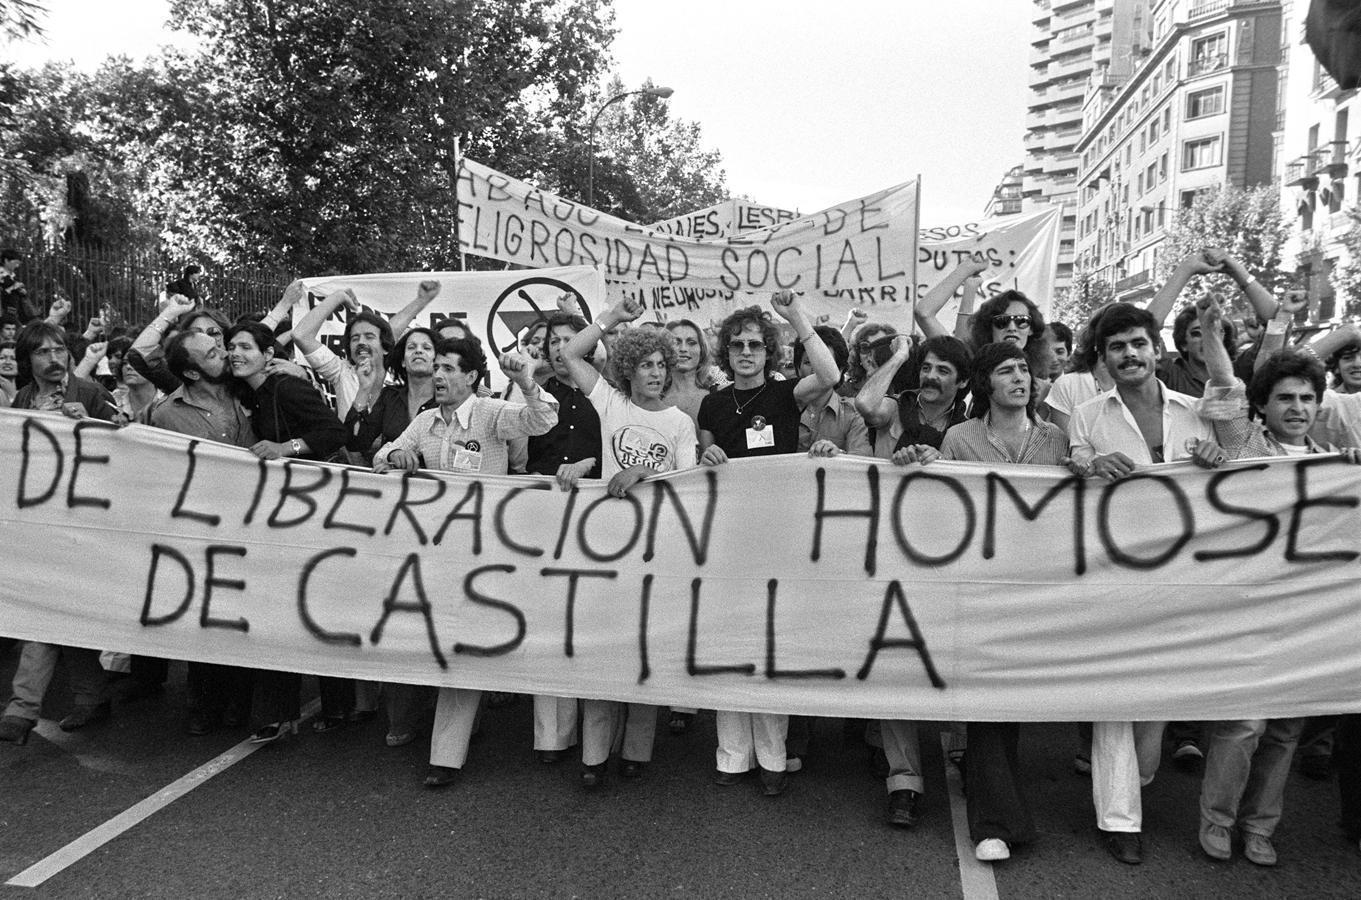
xmin=940 ymin=416 xmax=1070 ymax=466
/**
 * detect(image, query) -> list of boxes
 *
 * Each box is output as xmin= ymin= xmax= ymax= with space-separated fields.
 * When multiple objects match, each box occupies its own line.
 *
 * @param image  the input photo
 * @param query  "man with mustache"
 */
xmin=372 ymin=337 xmax=557 ymax=789
xmin=856 ymin=334 xmax=972 ymax=464
xmin=1067 ymin=301 xmax=1222 ymax=865
xmin=0 ymin=322 xmax=121 ymax=745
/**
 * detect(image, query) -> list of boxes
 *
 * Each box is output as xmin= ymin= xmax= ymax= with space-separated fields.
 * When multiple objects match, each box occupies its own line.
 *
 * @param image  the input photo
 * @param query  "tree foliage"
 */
xmin=1051 ymin=268 xmax=1113 ymax=330
xmin=0 ymin=0 xmax=731 ymax=276
xmin=1152 ymin=184 xmax=1289 ymax=316
xmin=1333 ymin=210 xmax=1361 ymax=320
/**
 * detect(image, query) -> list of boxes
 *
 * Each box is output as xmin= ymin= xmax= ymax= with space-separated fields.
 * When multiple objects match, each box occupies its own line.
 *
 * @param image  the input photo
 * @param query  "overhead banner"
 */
xmin=5 ymin=410 xmax=1361 ymax=720
xmin=291 ymin=266 xmax=606 ymax=394
xmin=649 ymin=199 xmax=801 ymax=240
xmin=919 ymin=206 xmax=1063 ymax=319
xmin=455 ymin=157 xmax=919 ymax=296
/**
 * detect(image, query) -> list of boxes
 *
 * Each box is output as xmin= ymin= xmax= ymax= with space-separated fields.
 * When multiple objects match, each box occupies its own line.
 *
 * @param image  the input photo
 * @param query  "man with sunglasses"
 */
xmin=697 ymin=291 xmax=839 ymax=797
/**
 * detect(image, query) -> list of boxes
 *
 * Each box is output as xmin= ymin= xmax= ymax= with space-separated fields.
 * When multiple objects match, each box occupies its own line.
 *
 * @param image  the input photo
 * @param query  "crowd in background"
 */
xmin=3 ymin=244 xmax=1361 ymax=869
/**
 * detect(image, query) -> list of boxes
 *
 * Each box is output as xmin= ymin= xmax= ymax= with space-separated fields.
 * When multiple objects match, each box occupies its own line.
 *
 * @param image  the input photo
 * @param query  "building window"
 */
xmin=1164 ymin=58 xmax=1176 ymax=82
xmin=1164 ymin=107 xmax=1172 ymax=131
xmin=1149 ymin=115 xmax=1161 ymax=142
xmin=1190 ymin=33 xmax=1227 ymax=76
xmin=1159 ymin=152 xmax=1168 ymax=181
xmin=1145 ymin=161 xmax=1158 ymax=188
xmin=1137 ymin=171 xmax=1145 ymax=195
xmin=1182 ymin=136 xmax=1222 ymax=170
xmin=1186 ymin=85 xmax=1225 ymax=119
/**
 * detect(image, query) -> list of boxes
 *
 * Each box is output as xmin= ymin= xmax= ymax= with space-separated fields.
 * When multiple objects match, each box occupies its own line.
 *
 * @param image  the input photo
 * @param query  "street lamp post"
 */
xmin=586 ymin=85 xmax=674 ymax=209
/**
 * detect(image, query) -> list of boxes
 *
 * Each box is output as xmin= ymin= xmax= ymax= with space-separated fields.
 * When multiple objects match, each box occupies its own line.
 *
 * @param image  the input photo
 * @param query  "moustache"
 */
xmin=920 ymin=379 xmax=943 ymax=391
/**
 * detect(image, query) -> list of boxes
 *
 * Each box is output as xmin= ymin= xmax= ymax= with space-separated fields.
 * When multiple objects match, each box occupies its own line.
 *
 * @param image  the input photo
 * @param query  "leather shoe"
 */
xmin=713 ymin=769 xmax=744 ymax=786
xmin=423 ymin=765 xmax=459 ymax=788
xmin=0 ymin=715 xmax=34 ymax=745
xmin=1243 ymin=833 xmax=1277 ymax=867
xmin=580 ymin=764 xmax=606 ymax=789
xmin=536 ymin=749 xmax=561 ymax=764
xmin=1104 ymin=831 xmax=1143 ymax=865
xmin=759 ymin=767 xmax=788 ymax=797
xmin=619 ymin=759 xmax=645 ymax=779
xmin=59 ymin=702 xmax=111 ymax=732
xmin=887 ymin=789 xmax=921 ymax=828
xmin=1198 ymin=820 xmax=1232 ymax=860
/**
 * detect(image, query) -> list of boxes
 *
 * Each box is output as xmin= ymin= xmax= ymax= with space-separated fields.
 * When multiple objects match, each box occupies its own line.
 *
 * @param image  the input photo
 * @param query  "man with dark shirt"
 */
xmin=1 ymin=249 xmax=35 ymax=323
xmin=855 ymin=334 xmax=971 ymax=459
xmin=697 ymin=291 xmax=839 ymax=797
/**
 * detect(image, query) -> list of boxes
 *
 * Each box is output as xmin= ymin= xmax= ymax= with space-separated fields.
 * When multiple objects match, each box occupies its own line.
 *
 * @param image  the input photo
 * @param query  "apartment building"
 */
xmin=1279 ymin=0 xmax=1359 ymax=321
xmin=1071 ymin=0 xmax=1282 ymax=302
xmin=984 ymin=165 xmax=1026 ymax=218
xmin=1024 ymin=0 xmax=1151 ymax=292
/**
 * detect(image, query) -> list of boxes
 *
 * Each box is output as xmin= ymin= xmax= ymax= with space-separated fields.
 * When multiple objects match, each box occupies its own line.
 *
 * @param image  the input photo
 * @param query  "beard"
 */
xmin=195 ymin=365 xmax=233 ymax=385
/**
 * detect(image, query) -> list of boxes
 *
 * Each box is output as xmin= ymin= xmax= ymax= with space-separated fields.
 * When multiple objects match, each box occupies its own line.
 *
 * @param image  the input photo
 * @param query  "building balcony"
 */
xmin=1188 ymin=0 xmax=1230 ymax=19
xmin=1052 ymin=80 xmax=1087 ymax=102
xmin=1188 ymin=53 xmax=1229 ymax=77
xmin=990 ymin=199 xmax=1024 ymax=216
xmin=1051 ymin=55 xmax=1093 ymax=80
xmin=1284 ymin=156 xmax=1319 ymax=190
xmin=1320 ymin=141 xmax=1350 ymax=178
xmin=1313 ymin=68 xmax=1343 ymax=99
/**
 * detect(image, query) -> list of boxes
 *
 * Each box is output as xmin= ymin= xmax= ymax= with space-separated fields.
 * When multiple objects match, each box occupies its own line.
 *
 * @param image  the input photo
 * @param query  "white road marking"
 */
xmin=6 ymin=700 xmax=319 ymax=889
xmin=942 ymin=732 xmax=1001 ymax=900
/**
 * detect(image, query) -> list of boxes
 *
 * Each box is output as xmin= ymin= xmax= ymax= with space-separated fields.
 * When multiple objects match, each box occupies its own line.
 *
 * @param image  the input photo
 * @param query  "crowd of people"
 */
xmin=2 ymin=245 xmax=1361 ymax=870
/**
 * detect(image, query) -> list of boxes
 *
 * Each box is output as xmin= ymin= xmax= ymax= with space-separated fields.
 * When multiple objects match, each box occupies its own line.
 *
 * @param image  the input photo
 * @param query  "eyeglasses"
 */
xmin=728 ymin=339 xmax=766 ymax=354
xmin=991 ymin=315 xmax=1032 ymax=331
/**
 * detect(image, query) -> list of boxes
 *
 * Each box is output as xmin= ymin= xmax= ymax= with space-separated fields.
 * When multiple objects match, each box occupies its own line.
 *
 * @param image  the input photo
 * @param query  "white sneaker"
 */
xmin=975 ymin=838 xmax=1010 ymax=862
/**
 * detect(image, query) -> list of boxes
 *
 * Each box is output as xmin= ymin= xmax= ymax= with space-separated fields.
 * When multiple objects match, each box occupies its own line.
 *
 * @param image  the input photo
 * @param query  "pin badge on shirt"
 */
xmin=750 ymin=416 xmax=766 ymax=431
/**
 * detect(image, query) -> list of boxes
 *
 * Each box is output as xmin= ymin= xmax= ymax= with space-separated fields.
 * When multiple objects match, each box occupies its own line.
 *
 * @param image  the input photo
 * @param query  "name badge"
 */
xmin=452 ymin=439 xmax=483 ymax=472
xmin=745 ymin=427 xmax=774 ymax=449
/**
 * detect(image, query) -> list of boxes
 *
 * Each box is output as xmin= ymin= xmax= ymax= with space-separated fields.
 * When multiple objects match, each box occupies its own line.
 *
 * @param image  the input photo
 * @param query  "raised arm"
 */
xmin=563 ymin=297 xmax=643 ymax=395
xmin=389 ymin=280 xmax=442 ymax=337
xmin=292 ymin=287 xmax=358 ymax=355
xmin=131 ymin=294 xmax=196 ymax=357
xmin=1146 ymin=250 xmax=1222 ymax=327
xmin=855 ymin=333 xmax=911 ymax=428
xmin=914 ymin=258 xmax=989 ymax=340
xmin=1196 ymin=295 xmax=1235 ymax=387
xmin=1253 ymin=290 xmax=1309 ymax=371
xmin=772 ymin=291 xmax=838 ymax=404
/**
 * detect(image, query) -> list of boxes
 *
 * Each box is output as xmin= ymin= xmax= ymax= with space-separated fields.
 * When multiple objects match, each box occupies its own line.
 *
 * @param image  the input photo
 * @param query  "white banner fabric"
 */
xmin=4 ymin=409 xmax=1360 ymax=722
xmin=455 ymin=157 xmax=919 ymax=296
xmin=292 ymin=266 xmax=605 ymax=395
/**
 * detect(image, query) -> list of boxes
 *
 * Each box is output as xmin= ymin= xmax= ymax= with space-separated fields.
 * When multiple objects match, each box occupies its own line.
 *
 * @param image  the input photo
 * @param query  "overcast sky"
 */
xmin=6 ymin=0 xmax=1031 ymax=225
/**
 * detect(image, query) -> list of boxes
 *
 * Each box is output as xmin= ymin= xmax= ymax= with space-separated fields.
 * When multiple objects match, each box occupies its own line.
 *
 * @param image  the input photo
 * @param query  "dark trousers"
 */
xmin=252 ymin=670 xmax=353 ymax=728
xmin=1338 ymin=714 xmax=1361 ymax=841
xmin=966 ymin=722 xmax=1036 ymax=846
xmin=187 ymin=662 xmax=252 ymax=718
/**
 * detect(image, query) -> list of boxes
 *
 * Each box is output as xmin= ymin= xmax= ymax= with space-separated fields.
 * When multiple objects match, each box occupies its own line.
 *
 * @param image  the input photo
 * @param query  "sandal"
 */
xmin=385 ymin=731 xmax=415 ymax=747
xmin=311 ymin=715 xmax=347 ymax=734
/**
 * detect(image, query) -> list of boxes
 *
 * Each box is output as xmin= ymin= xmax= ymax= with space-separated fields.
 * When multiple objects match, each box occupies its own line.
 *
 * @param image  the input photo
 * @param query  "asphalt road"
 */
xmin=2 ymin=643 xmax=1359 ymax=899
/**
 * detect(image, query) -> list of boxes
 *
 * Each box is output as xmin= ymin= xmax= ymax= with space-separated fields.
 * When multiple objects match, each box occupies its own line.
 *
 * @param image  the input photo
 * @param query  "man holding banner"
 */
xmin=372 ymin=336 xmax=557 ymax=788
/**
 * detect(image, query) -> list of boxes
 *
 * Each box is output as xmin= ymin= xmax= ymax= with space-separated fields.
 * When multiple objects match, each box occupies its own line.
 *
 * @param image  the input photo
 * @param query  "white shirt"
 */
xmin=588 ymin=378 xmax=697 ymax=479
xmin=302 ymin=344 xmax=359 ymax=421
xmin=1313 ymin=389 xmax=1361 ymax=449
xmin=1068 ymin=384 xmax=1212 ymax=466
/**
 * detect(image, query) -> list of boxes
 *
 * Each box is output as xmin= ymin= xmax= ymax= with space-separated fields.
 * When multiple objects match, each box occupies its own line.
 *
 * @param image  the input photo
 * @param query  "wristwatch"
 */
xmin=290 ymin=439 xmax=302 ymax=455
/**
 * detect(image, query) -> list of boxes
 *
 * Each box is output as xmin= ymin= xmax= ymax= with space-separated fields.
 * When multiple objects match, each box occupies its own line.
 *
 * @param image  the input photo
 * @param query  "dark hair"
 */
xmin=342 ymin=311 xmax=395 ymax=364
xmin=968 ymin=341 xmax=1035 ymax=420
xmin=969 ymin=290 xmax=1049 ymax=376
xmin=1093 ymin=302 xmax=1159 ymax=356
xmin=1326 ymin=334 xmax=1361 ymax=387
xmin=224 ymin=321 xmax=281 ymax=357
xmin=434 ymin=336 xmax=488 ymax=391
xmin=895 ymin=334 xmax=972 ymax=395
xmin=793 ymin=325 xmax=848 ymax=375
xmin=545 ymin=311 xmax=589 ymax=335
xmin=1248 ymin=349 xmax=1326 ymax=416
xmin=608 ymin=327 xmax=678 ymax=398
xmin=521 ymin=318 xmax=550 ymax=350
xmin=15 ymin=320 xmax=67 ymax=385
xmin=165 ymin=330 xmax=200 ymax=381
xmin=183 ymin=264 xmax=202 ymax=278
xmin=1 ymin=248 xmax=21 ymax=266
xmin=106 ymin=336 xmax=132 ymax=381
xmin=715 ymin=306 xmax=782 ymax=378
xmin=1172 ymin=304 xmax=1237 ymax=361
xmin=0 ymin=313 xmax=19 ymax=329
xmin=385 ymin=327 xmax=439 ymax=383
xmin=1046 ymin=322 xmax=1074 ymax=355
xmin=434 ymin=316 xmax=477 ymax=343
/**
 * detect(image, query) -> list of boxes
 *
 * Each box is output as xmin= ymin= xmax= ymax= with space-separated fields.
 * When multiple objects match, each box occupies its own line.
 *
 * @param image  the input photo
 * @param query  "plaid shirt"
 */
xmin=375 ymin=390 xmax=557 ymax=475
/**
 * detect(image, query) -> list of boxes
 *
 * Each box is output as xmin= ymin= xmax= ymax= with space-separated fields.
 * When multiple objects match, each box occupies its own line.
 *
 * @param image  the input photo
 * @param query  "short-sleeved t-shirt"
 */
xmin=588 ymin=378 xmax=697 ymax=479
xmin=698 ymin=378 xmax=800 ymax=458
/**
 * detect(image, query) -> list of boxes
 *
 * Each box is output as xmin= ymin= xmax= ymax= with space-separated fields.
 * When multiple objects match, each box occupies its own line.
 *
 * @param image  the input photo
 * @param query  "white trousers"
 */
xmin=582 ymin=701 xmax=657 ymax=766
xmin=532 ymin=695 xmax=578 ymax=751
xmin=715 ymin=710 xmax=787 ymax=773
xmin=1092 ymin=720 xmax=1166 ymax=832
xmin=429 ymin=688 xmax=481 ymax=769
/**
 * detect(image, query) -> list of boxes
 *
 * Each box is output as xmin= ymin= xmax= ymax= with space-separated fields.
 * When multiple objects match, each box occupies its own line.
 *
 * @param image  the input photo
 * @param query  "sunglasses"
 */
xmin=728 ymin=339 xmax=766 ymax=353
xmin=991 ymin=315 xmax=1032 ymax=330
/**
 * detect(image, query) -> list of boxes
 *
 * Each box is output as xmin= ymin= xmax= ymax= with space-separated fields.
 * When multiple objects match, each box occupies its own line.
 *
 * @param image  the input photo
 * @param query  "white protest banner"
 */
xmin=649 ymin=200 xmax=800 ymax=240
xmin=611 ymin=206 xmax=1063 ymax=334
xmin=455 ymin=157 xmax=918 ymax=296
xmin=918 ymin=205 xmax=1063 ymax=319
xmin=292 ymin=266 xmax=605 ymax=394
xmin=5 ymin=408 xmax=1361 ymax=722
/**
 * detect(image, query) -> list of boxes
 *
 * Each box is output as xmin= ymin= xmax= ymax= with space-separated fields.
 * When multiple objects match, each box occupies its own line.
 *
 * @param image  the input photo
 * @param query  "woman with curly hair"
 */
xmin=560 ymin=297 xmax=699 ymax=789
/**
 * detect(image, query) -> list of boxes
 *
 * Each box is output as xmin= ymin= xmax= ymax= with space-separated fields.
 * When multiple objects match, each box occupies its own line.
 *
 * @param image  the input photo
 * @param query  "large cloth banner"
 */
xmin=649 ymin=199 xmax=800 ymax=240
xmin=4 ymin=408 xmax=1360 ymax=721
xmin=455 ymin=157 xmax=919 ymax=297
xmin=290 ymin=265 xmax=606 ymax=395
